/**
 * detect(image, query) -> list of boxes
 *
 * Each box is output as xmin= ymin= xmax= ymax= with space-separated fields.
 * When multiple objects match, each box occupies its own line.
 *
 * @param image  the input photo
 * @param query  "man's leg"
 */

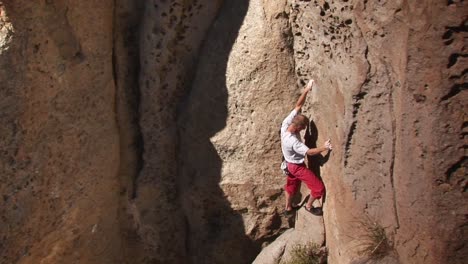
xmin=284 ymin=175 xmax=300 ymax=212
xmin=305 ymin=195 xmax=317 ymax=210
xmin=293 ymin=165 xmax=325 ymax=213
xmin=285 ymin=191 xmax=293 ymax=211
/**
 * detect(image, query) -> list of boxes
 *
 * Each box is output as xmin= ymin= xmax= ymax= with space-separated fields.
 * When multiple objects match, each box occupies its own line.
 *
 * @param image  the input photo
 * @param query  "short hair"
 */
xmin=292 ymin=114 xmax=309 ymax=128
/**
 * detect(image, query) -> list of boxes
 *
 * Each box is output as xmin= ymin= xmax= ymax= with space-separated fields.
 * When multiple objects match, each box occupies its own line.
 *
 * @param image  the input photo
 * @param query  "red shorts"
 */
xmin=285 ymin=163 xmax=324 ymax=199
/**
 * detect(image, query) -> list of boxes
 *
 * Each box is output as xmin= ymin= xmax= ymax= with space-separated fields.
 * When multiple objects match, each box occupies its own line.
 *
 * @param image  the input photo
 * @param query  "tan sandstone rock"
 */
xmin=289 ymin=0 xmax=467 ymax=263
xmin=0 ymin=1 xmax=121 ymax=263
xmin=1 ymin=0 xmax=466 ymax=264
xmin=253 ymin=209 xmax=325 ymax=264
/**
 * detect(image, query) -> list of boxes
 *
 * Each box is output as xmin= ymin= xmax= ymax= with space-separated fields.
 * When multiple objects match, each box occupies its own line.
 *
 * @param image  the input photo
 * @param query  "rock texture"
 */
xmin=0 ymin=1 xmax=122 ymax=263
xmin=128 ymin=0 xmax=224 ymax=262
xmin=253 ymin=209 xmax=325 ymax=264
xmin=177 ymin=1 xmax=297 ymax=262
xmin=289 ymin=0 xmax=467 ymax=263
xmin=0 ymin=0 xmax=466 ymax=264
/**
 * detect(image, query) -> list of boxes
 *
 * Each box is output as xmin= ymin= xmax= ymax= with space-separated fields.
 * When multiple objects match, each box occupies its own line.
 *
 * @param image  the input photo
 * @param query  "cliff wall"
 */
xmin=289 ymin=1 xmax=467 ymax=263
xmin=0 ymin=1 xmax=466 ymax=263
xmin=0 ymin=1 xmax=121 ymax=263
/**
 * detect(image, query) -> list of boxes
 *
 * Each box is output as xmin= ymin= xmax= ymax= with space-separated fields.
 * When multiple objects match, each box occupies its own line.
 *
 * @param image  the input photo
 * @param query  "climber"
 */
xmin=280 ymin=79 xmax=332 ymax=216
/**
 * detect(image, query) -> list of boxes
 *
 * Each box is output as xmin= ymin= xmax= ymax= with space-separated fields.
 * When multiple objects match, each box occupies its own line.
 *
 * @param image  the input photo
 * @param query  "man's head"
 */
xmin=291 ymin=114 xmax=309 ymax=131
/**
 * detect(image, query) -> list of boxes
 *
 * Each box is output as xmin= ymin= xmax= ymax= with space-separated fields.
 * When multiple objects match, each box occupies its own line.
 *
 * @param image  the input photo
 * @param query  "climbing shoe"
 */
xmin=282 ymin=209 xmax=295 ymax=217
xmin=304 ymin=206 xmax=323 ymax=216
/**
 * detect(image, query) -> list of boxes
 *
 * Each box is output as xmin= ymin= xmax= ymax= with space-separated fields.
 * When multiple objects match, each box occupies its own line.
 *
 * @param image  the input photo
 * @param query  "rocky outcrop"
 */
xmin=252 ymin=209 xmax=325 ymax=264
xmin=177 ymin=1 xmax=297 ymax=262
xmin=0 ymin=1 xmax=122 ymax=263
xmin=0 ymin=0 xmax=466 ymax=264
xmin=127 ymin=1 xmax=224 ymax=262
xmin=289 ymin=0 xmax=467 ymax=263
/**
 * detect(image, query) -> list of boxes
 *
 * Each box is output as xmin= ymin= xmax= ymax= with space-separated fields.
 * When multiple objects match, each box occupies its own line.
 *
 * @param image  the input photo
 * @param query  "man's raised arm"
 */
xmin=294 ymin=80 xmax=314 ymax=112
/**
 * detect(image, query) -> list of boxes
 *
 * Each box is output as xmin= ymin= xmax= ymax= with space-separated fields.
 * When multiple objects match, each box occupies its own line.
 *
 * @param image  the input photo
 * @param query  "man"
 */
xmin=281 ymin=80 xmax=332 ymax=216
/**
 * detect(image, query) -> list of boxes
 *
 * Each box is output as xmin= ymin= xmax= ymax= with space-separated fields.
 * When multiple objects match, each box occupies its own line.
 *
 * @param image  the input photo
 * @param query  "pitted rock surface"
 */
xmin=0 ymin=1 xmax=466 ymax=264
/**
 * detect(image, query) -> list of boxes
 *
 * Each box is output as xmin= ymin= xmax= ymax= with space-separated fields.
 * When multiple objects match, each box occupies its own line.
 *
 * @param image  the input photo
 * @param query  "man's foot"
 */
xmin=282 ymin=209 xmax=295 ymax=217
xmin=291 ymin=204 xmax=301 ymax=210
xmin=283 ymin=203 xmax=302 ymax=216
xmin=304 ymin=206 xmax=323 ymax=216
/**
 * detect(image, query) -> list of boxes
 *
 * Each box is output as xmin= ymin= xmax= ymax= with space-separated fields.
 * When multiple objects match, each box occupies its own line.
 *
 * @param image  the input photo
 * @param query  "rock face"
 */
xmin=252 ymin=209 xmax=325 ymax=264
xmin=0 ymin=1 xmax=122 ymax=263
xmin=0 ymin=0 xmax=466 ymax=264
xmin=289 ymin=1 xmax=467 ymax=263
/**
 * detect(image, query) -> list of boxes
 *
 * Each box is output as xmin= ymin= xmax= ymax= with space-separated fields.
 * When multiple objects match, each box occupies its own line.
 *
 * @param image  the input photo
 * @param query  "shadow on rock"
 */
xmin=177 ymin=1 xmax=254 ymax=264
xmin=305 ymin=120 xmax=331 ymax=204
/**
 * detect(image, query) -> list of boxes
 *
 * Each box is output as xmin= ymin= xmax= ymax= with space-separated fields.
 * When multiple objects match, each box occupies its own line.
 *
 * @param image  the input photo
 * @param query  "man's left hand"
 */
xmin=325 ymin=139 xmax=332 ymax=150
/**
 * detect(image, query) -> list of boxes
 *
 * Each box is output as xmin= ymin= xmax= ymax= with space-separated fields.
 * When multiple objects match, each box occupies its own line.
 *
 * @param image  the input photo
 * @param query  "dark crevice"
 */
xmin=444 ymin=38 xmax=455 ymax=46
xmin=447 ymin=53 xmax=468 ymax=68
xmin=442 ymin=30 xmax=453 ymax=39
xmin=320 ymin=8 xmax=326 ymax=16
xmin=130 ymin=87 xmax=144 ymax=199
xmin=447 ymin=20 xmax=468 ymax=33
xmin=344 ymin=98 xmax=363 ymax=167
xmin=112 ymin=0 xmax=145 ymax=200
xmin=128 ymin=21 xmax=144 ymax=200
xmin=344 ymin=92 xmax=367 ymax=166
xmin=449 ymin=68 xmax=468 ymax=79
xmin=344 ymin=45 xmax=370 ymax=167
xmin=344 ymin=121 xmax=357 ymax=167
xmin=440 ymin=82 xmax=468 ymax=101
xmin=353 ymin=91 xmax=368 ymax=101
xmin=446 ymin=0 xmax=466 ymax=5
xmin=387 ymin=67 xmax=400 ymax=229
xmin=112 ymin=3 xmax=117 ymax=95
xmin=462 ymin=121 xmax=468 ymax=130
xmin=445 ymin=156 xmax=467 ymax=182
xmin=443 ymin=19 xmax=468 ymax=45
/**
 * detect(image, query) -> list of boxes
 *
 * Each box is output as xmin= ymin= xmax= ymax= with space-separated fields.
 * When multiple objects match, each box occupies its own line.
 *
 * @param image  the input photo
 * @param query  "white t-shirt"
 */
xmin=280 ymin=109 xmax=309 ymax=164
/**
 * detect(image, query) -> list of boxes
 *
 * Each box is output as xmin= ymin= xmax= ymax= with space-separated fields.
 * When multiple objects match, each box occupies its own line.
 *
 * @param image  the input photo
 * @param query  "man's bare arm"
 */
xmin=306 ymin=146 xmax=328 ymax=156
xmin=306 ymin=139 xmax=332 ymax=156
xmin=294 ymin=80 xmax=314 ymax=112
